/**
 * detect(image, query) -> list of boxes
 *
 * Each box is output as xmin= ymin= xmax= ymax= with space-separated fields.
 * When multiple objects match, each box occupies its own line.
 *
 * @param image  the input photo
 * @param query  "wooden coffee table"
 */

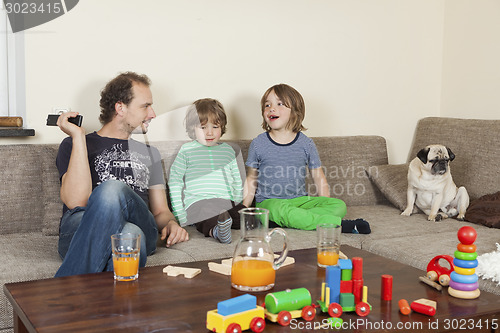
xmin=4 ymin=246 xmax=500 ymax=332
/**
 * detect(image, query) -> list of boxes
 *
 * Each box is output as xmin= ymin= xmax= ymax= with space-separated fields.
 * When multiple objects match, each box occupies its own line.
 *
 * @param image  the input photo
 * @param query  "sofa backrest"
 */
xmin=0 ymin=144 xmax=61 ymax=235
xmin=409 ymin=117 xmax=500 ymax=201
xmin=153 ymin=135 xmax=389 ymax=207
xmin=0 ymin=135 xmax=388 ymax=236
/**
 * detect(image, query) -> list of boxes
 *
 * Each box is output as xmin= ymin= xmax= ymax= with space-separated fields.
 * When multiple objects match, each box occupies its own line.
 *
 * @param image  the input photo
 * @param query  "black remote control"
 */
xmin=46 ymin=114 xmax=83 ymax=127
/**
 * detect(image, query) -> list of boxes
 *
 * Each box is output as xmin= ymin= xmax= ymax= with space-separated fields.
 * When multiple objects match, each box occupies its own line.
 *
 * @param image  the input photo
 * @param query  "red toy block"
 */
xmin=352 ymin=279 xmax=363 ymax=304
xmin=340 ymin=280 xmax=353 ymax=293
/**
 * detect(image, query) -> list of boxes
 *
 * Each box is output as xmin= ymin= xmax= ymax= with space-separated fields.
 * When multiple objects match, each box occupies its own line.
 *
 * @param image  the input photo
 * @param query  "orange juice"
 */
xmin=231 ymin=259 xmax=275 ymax=290
xmin=317 ymin=251 xmax=339 ymax=266
xmin=113 ymin=254 xmax=139 ymax=281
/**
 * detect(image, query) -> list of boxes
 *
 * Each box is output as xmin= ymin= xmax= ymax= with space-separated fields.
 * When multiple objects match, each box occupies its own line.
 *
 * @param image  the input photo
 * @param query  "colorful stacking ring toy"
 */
xmin=453 ymin=258 xmax=478 ymax=269
xmin=449 ymin=280 xmax=479 ymax=292
xmin=454 ymin=266 xmax=475 ymax=275
xmin=454 ymin=251 xmax=478 ymax=261
xmin=457 ymin=243 xmax=477 ymax=253
xmin=450 ymin=271 xmax=478 ymax=284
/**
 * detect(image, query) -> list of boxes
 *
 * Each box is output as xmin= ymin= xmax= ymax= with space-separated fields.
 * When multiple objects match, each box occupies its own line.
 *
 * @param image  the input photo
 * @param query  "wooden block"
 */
xmin=162 ymin=265 xmax=201 ymax=278
xmin=411 ymin=298 xmax=437 ymax=316
xmin=208 ymin=262 xmax=231 ymax=276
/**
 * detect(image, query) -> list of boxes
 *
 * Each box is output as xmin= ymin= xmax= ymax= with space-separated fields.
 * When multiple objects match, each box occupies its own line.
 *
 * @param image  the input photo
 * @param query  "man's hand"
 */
xmin=161 ymin=220 xmax=189 ymax=247
xmin=57 ymin=111 xmax=85 ymax=138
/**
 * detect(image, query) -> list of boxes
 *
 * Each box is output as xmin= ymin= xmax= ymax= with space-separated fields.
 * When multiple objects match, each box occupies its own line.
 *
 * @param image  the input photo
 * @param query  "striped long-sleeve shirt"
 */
xmin=168 ymin=140 xmax=243 ymax=226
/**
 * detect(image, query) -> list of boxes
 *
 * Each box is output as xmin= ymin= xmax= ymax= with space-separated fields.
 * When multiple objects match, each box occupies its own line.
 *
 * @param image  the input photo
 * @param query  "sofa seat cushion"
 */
xmin=344 ymin=205 xmax=461 ymax=240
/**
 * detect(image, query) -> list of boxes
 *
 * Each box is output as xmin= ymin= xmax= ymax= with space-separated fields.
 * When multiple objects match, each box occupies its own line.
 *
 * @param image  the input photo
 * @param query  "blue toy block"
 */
xmin=326 ymin=265 xmax=341 ymax=304
xmin=339 ymin=259 xmax=353 ymax=270
xmin=217 ymin=294 xmax=256 ymax=316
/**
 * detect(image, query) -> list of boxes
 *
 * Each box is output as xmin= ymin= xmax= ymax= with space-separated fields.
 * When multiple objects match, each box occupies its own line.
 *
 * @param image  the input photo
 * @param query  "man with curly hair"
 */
xmin=54 ymin=72 xmax=189 ymax=277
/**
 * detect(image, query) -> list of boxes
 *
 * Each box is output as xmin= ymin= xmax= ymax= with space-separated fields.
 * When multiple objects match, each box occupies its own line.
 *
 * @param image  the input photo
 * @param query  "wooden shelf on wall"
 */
xmin=0 ymin=127 xmax=35 ymax=137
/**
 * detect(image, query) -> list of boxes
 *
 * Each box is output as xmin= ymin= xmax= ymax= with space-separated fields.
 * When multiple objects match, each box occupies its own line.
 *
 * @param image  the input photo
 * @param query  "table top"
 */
xmin=4 ymin=246 xmax=500 ymax=332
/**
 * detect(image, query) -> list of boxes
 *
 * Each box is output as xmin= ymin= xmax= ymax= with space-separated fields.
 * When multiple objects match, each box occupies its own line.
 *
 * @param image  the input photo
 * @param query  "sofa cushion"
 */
xmin=41 ymin=145 xmax=64 ymax=236
xmin=311 ymin=136 xmax=389 ymax=206
xmin=0 ymin=145 xmax=44 ymax=234
xmin=465 ymin=191 xmax=500 ymax=229
xmin=409 ymin=117 xmax=500 ymax=201
xmin=366 ymin=163 xmax=409 ymax=211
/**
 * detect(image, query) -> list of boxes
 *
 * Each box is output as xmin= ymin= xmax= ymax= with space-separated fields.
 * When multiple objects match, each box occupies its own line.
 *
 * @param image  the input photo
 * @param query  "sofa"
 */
xmin=1 ymin=116 xmax=499 ymax=332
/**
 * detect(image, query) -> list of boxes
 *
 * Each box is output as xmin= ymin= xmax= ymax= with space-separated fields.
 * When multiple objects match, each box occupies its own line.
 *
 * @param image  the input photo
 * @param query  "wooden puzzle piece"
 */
xmin=162 ymin=265 xmax=201 ymax=278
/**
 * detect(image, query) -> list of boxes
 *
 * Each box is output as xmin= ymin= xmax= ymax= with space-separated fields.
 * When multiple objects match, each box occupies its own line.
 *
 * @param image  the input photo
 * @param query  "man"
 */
xmin=54 ymin=72 xmax=189 ymax=277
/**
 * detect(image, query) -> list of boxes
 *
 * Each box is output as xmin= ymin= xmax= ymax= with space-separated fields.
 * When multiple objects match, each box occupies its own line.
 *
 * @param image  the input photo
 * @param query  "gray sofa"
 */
xmin=1 ymin=117 xmax=499 ymax=332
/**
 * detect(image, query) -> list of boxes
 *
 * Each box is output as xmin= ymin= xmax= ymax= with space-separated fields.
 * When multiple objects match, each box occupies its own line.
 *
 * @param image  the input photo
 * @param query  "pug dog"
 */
xmin=401 ymin=145 xmax=469 ymax=221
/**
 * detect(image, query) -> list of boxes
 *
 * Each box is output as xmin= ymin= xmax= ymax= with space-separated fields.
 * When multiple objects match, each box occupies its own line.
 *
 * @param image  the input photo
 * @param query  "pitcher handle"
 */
xmin=267 ymin=227 xmax=289 ymax=270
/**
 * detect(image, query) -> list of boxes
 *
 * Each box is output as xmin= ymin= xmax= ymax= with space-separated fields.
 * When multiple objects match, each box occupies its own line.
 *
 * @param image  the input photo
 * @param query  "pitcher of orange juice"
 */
xmin=231 ymin=208 xmax=288 ymax=291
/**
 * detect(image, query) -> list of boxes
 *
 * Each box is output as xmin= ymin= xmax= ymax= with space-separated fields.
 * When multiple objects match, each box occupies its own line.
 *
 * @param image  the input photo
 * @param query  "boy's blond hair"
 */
xmin=260 ymin=84 xmax=307 ymax=133
xmin=185 ymin=98 xmax=227 ymax=140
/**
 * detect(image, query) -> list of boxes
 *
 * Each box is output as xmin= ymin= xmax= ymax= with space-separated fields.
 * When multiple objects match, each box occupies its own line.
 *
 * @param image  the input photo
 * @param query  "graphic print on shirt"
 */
xmin=93 ymin=143 xmax=150 ymax=193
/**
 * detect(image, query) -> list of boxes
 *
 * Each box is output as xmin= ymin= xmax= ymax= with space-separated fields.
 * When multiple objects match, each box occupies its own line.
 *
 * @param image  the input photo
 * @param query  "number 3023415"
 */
xmin=4 ymin=2 xmax=63 ymax=14
xmin=443 ymin=318 xmax=498 ymax=330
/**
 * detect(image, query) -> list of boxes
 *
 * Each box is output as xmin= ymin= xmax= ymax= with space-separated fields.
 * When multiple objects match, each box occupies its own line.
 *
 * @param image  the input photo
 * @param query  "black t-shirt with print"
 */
xmin=56 ymin=132 xmax=165 ymax=213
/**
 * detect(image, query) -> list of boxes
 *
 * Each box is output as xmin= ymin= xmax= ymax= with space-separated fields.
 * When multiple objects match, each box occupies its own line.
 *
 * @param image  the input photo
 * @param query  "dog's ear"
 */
xmin=447 ymin=147 xmax=455 ymax=161
xmin=417 ymin=147 xmax=429 ymax=163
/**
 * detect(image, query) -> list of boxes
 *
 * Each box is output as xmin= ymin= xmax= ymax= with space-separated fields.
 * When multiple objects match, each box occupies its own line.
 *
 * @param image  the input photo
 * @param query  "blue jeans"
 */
xmin=55 ymin=180 xmax=158 ymax=277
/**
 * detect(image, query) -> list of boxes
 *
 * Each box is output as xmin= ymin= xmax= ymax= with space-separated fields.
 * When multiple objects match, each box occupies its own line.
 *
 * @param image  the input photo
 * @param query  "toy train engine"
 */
xmin=317 ymin=257 xmax=371 ymax=317
xmin=206 ymin=294 xmax=266 ymax=333
xmin=264 ymin=288 xmax=316 ymax=326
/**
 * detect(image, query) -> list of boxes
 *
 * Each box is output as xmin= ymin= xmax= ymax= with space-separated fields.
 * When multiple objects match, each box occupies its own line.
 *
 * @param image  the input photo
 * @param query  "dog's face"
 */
xmin=416 ymin=145 xmax=455 ymax=175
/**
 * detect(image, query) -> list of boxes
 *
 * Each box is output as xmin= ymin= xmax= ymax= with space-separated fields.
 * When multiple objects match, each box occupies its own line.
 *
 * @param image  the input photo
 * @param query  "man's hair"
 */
xmin=99 ymin=72 xmax=151 ymax=125
xmin=260 ymin=83 xmax=307 ymax=133
xmin=185 ymin=98 xmax=227 ymax=139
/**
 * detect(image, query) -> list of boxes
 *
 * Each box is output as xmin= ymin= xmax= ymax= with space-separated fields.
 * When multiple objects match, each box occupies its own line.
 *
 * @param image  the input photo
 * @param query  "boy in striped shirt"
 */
xmin=168 ymin=99 xmax=245 ymax=243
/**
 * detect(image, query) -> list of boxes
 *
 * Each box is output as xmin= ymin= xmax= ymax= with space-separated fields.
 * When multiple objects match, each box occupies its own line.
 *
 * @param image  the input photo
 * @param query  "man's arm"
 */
xmin=149 ymin=186 xmax=189 ymax=247
xmin=58 ymin=112 xmax=93 ymax=209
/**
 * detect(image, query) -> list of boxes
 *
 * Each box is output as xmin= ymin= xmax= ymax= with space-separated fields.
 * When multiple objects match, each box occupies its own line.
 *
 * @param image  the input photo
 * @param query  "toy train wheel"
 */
xmin=226 ymin=323 xmax=241 ymax=333
xmin=328 ymin=303 xmax=343 ymax=317
xmin=301 ymin=305 xmax=316 ymax=321
xmin=277 ymin=311 xmax=292 ymax=326
xmin=250 ymin=317 xmax=265 ymax=333
xmin=355 ymin=302 xmax=370 ymax=317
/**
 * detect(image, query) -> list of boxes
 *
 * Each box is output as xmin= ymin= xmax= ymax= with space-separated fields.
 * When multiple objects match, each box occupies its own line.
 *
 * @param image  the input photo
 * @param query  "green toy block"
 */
xmin=340 ymin=293 xmax=355 ymax=308
xmin=341 ymin=268 xmax=352 ymax=281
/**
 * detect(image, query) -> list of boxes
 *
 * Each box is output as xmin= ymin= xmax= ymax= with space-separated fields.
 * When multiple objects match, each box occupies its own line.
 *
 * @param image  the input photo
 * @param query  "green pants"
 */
xmin=256 ymin=196 xmax=346 ymax=230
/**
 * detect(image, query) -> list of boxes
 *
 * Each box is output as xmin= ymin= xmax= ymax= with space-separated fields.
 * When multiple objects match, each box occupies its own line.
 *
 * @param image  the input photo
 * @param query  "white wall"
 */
xmin=1 ymin=1 xmax=452 ymax=164
xmin=441 ymin=0 xmax=500 ymax=119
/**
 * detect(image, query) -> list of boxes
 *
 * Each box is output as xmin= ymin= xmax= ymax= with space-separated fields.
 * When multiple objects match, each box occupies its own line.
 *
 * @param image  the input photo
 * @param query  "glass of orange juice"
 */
xmin=111 ymin=233 xmax=140 ymax=281
xmin=317 ymin=223 xmax=341 ymax=268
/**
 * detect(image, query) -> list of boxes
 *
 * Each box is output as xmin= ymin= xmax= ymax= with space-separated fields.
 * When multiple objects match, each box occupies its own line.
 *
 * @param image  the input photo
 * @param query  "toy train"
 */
xmin=207 ymin=258 xmax=373 ymax=332
xmin=317 ymin=257 xmax=371 ymax=317
xmin=206 ymin=289 xmax=315 ymax=332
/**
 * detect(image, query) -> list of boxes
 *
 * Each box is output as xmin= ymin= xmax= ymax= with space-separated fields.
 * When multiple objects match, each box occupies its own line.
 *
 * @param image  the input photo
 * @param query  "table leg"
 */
xmin=13 ymin=312 xmax=29 ymax=333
